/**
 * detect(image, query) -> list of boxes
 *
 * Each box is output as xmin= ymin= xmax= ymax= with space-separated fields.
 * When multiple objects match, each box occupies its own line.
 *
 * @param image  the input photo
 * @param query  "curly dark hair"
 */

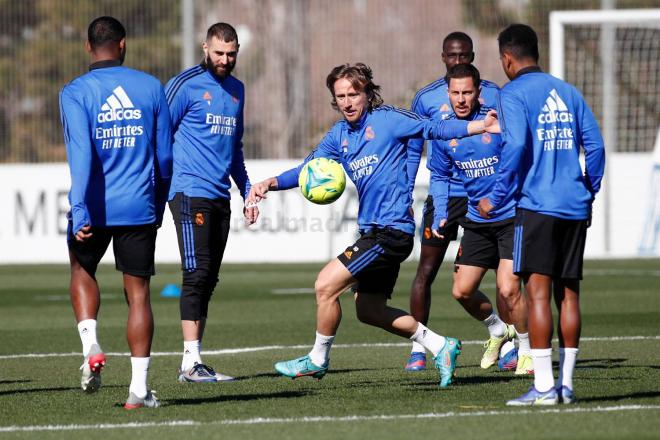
xmin=326 ymin=63 xmax=384 ymax=112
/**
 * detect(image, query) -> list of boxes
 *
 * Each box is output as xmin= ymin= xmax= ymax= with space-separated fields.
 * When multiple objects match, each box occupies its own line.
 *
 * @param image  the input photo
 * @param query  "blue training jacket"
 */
xmin=276 ymin=106 xmax=471 ymax=235
xmin=60 ymin=61 xmax=173 ymax=234
xmin=407 ymin=77 xmax=500 ymax=198
xmin=165 ymin=64 xmax=251 ymax=201
xmin=429 ymin=105 xmax=515 ymax=229
xmin=487 ymin=67 xmax=605 ymax=220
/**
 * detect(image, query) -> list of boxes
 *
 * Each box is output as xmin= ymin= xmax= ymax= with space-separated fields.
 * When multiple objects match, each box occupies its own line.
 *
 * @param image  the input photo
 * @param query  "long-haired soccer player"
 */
xmin=248 ymin=63 xmax=499 ymax=388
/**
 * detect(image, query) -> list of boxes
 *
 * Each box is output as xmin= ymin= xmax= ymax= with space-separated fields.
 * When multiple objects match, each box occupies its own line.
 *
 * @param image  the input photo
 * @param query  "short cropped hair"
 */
xmin=498 ymin=24 xmax=539 ymax=62
xmin=206 ymin=22 xmax=238 ymax=43
xmin=326 ymin=63 xmax=384 ymax=111
xmin=443 ymin=31 xmax=473 ymax=51
xmin=446 ymin=63 xmax=481 ymax=88
xmin=87 ymin=16 xmax=126 ymax=50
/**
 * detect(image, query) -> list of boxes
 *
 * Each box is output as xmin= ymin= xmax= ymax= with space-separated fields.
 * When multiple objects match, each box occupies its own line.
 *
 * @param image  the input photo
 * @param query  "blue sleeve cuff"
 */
xmin=276 ymin=167 xmax=300 ymax=190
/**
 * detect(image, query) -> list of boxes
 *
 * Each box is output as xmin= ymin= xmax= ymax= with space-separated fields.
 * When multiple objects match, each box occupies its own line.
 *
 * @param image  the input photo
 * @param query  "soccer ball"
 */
xmin=298 ymin=157 xmax=346 ymax=205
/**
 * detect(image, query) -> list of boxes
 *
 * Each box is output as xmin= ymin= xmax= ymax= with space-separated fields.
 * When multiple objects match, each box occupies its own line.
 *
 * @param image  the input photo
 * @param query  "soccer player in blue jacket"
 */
xmin=479 ymin=24 xmax=606 ymax=405
xmin=165 ymin=23 xmax=257 ymax=383
xmin=249 ymin=63 xmax=500 ymax=388
xmin=428 ymin=64 xmax=531 ymax=376
xmin=404 ymin=32 xmax=510 ymax=372
xmin=60 ymin=16 xmax=172 ymax=409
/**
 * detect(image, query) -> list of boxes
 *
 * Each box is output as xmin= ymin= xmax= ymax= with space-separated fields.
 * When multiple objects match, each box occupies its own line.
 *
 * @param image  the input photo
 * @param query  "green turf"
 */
xmin=0 ymin=260 xmax=659 ymax=439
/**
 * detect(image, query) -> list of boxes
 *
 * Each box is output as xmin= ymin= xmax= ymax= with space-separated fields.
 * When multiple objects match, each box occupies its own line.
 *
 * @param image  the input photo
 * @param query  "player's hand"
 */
xmin=477 ymin=197 xmax=493 ymax=218
xmin=75 ymin=225 xmax=92 ymax=242
xmin=249 ymin=178 xmax=276 ymax=202
xmin=484 ymin=109 xmax=501 ymax=134
xmin=243 ymin=203 xmax=259 ymax=226
xmin=432 ymin=219 xmax=447 ymax=239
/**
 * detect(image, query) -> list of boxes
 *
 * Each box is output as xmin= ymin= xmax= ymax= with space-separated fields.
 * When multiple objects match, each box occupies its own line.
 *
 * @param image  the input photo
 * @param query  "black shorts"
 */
xmin=513 ymin=208 xmax=588 ymax=280
xmin=67 ymin=220 xmax=157 ymax=278
xmin=337 ymin=227 xmax=414 ymax=298
xmin=421 ymin=196 xmax=467 ymax=247
xmin=455 ymin=218 xmax=514 ymax=269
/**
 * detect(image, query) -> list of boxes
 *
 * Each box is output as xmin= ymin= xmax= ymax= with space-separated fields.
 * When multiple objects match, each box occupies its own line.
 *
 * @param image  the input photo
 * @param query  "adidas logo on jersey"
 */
xmin=97 ymin=86 xmax=142 ymax=123
xmin=538 ymin=89 xmax=573 ymax=124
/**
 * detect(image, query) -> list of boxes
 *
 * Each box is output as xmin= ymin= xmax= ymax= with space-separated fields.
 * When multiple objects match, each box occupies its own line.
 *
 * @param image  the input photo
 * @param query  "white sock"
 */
xmin=558 ymin=347 xmax=579 ymax=391
xmin=411 ymin=341 xmax=426 ymax=354
xmin=517 ymin=332 xmax=531 ymax=355
xmin=129 ymin=357 xmax=150 ymax=399
xmin=531 ymin=348 xmax=554 ymax=392
xmin=308 ymin=332 xmax=334 ymax=367
xmin=181 ymin=340 xmax=202 ymax=371
xmin=410 ymin=323 xmax=446 ymax=357
xmin=482 ymin=313 xmax=506 ymax=338
xmin=77 ymin=319 xmax=99 ymax=356
xmin=500 ymin=340 xmax=516 ymax=357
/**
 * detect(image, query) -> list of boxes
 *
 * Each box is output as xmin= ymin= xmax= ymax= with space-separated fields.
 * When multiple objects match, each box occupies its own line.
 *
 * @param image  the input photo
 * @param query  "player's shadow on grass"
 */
xmin=578 ymin=390 xmax=660 ymax=403
xmin=0 ymin=384 xmax=124 ymax=397
xmin=165 ymin=390 xmax=312 ymax=406
xmin=233 ymin=367 xmax=377 ymax=381
xmin=0 ymin=379 xmax=30 ymax=385
xmin=563 ymin=358 xmax=628 ymax=369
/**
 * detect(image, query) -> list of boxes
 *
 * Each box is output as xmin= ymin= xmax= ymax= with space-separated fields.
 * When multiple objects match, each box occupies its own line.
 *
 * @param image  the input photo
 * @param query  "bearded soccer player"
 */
xmin=60 ymin=16 xmax=172 ymax=409
xmin=165 ymin=22 xmax=258 ymax=383
xmin=479 ymin=24 xmax=605 ymax=405
xmin=248 ymin=63 xmax=500 ymax=388
xmin=404 ymin=32 xmax=515 ymax=372
xmin=428 ymin=63 xmax=532 ymax=376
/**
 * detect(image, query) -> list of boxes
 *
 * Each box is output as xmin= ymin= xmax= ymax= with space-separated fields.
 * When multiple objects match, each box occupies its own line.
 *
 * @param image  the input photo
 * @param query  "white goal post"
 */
xmin=549 ymin=9 xmax=660 ymax=255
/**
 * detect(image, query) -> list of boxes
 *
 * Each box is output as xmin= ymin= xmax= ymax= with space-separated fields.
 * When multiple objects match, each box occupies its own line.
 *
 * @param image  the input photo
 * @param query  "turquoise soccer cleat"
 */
xmin=274 ymin=355 xmax=329 ymax=380
xmin=433 ymin=337 xmax=462 ymax=388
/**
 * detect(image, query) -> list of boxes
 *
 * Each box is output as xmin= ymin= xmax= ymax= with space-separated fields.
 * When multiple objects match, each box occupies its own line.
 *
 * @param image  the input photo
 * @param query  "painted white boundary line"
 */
xmin=1 ymin=405 xmax=659 ymax=432
xmin=0 ymin=335 xmax=658 ymax=360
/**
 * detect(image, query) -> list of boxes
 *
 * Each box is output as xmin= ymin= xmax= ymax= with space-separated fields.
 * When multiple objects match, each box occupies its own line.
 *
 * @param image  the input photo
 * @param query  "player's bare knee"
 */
xmin=314 ymin=277 xmax=338 ymax=304
xmin=452 ymin=285 xmax=472 ymax=301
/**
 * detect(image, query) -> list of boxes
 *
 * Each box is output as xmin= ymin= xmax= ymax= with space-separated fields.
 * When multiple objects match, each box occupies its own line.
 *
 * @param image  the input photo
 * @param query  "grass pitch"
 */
xmin=0 ymin=259 xmax=659 ymax=439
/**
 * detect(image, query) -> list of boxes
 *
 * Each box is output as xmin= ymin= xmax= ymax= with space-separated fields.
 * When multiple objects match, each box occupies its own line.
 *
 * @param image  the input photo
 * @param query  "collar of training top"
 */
xmin=513 ymin=65 xmax=542 ymax=79
xmin=89 ymin=59 xmax=122 ymax=71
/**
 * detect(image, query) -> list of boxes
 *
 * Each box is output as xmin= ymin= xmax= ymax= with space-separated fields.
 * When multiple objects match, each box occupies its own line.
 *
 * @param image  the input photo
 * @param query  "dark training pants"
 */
xmin=169 ymin=192 xmax=231 ymax=321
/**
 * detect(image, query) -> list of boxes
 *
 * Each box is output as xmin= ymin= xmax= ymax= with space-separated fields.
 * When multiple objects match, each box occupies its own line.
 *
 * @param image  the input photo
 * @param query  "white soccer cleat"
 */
xmin=80 ymin=344 xmax=106 ymax=393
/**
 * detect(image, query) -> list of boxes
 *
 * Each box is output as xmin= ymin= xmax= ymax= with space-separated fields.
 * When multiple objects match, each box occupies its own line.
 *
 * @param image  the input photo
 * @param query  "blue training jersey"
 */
xmin=60 ymin=61 xmax=173 ymax=234
xmin=407 ymin=77 xmax=500 ymax=198
xmin=429 ymin=106 xmax=515 ymax=226
xmin=488 ymin=68 xmax=605 ymax=220
xmin=165 ymin=64 xmax=251 ymax=201
xmin=275 ymin=106 xmax=471 ymax=235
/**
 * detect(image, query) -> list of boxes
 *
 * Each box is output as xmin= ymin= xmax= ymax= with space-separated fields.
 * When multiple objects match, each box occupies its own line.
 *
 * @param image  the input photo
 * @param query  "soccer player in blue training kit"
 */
xmin=428 ymin=64 xmax=532 ymax=376
xmin=249 ymin=63 xmax=500 ymax=388
xmin=60 ymin=16 xmax=172 ymax=409
xmin=166 ymin=22 xmax=258 ymax=383
xmin=479 ymin=24 xmax=605 ymax=405
xmin=405 ymin=32 xmax=518 ymax=372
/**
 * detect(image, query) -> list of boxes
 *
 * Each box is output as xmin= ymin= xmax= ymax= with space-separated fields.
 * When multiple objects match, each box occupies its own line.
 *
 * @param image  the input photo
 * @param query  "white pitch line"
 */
xmin=0 ymin=335 xmax=658 ymax=360
xmin=0 ymin=421 xmax=198 ymax=433
xmin=1 ymin=405 xmax=658 ymax=432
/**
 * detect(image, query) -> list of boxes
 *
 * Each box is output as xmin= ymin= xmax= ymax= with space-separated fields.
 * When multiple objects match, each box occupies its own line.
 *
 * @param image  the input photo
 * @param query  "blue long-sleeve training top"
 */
xmin=276 ymin=106 xmax=471 ymax=235
xmin=165 ymin=64 xmax=251 ymax=201
xmin=429 ymin=106 xmax=515 ymax=228
xmin=487 ymin=67 xmax=605 ymax=220
xmin=60 ymin=60 xmax=173 ymax=234
xmin=407 ymin=77 xmax=500 ymax=198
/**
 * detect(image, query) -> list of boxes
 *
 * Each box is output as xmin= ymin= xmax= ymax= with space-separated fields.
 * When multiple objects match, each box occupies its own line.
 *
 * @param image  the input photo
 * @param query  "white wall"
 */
xmin=0 ymin=154 xmax=657 ymax=264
